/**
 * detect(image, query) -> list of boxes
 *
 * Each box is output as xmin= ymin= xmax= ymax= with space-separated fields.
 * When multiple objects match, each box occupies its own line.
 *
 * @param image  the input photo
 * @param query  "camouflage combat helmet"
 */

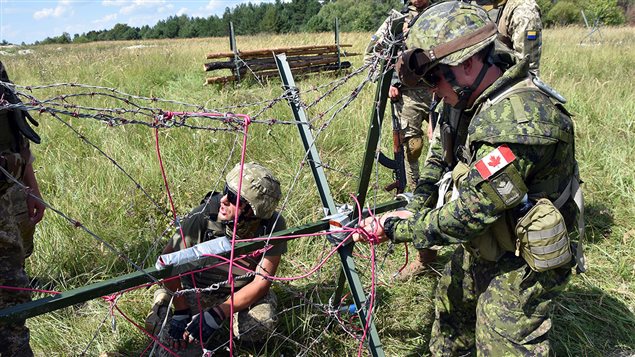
xmin=225 ymin=162 xmax=281 ymax=219
xmin=397 ymin=1 xmax=497 ymax=87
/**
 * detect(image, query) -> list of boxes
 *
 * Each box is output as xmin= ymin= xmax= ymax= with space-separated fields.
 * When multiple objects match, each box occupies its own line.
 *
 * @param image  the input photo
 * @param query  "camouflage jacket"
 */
xmin=391 ymin=59 xmax=578 ymax=253
xmin=472 ymin=0 xmax=543 ymax=71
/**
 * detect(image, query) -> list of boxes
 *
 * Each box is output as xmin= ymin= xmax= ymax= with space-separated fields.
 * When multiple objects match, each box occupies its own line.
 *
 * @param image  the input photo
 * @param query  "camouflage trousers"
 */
xmin=157 ymin=290 xmax=279 ymax=357
xmin=0 ymin=185 xmax=34 ymax=357
xmin=394 ymin=87 xmax=431 ymax=188
xmin=429 ymin=246 xmax=570 ymax=356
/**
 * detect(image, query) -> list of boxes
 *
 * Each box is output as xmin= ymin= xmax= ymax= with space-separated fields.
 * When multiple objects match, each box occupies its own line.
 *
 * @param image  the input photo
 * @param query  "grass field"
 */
xmin=3 ymin=25 xmax=635 ymax=356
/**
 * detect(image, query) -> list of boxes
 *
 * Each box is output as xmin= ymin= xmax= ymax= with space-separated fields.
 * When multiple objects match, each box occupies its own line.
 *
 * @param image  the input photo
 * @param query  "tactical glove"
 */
xmin=168 ymin=309 xmax=192 ymax=341
xmin=185 ymin=306 xmax=225 ymax=343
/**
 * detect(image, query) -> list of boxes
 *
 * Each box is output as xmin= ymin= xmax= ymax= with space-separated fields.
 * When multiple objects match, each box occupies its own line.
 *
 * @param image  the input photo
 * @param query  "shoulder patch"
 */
xmin=526 ymin=30 xmax=537 ymax=40
xmin=474 ymin=145 xmax=516 ymax=180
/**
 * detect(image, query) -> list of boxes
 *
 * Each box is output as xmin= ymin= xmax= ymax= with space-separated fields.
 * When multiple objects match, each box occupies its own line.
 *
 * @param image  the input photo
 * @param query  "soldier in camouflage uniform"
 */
xmin=474 ymin=0 xmax=543 ymax=72
xmin=365 ymin=0 xmax=432 ymax=190
xmin=365 ymin=0 xmax=439 ymax=281
xmin=355 ymin=2 xmax=583 ymax=355
xmin=398 ymin=0 xmax=545 ymax=280
xmin=146 ymin=162 xmax=286 ymax=355
xmin=0 ymin=61 xmax=45 ymax=357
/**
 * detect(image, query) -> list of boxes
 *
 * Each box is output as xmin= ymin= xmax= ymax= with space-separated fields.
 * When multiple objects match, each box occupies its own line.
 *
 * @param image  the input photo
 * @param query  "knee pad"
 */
xmin=405 ymin=137 xmax=423 ymax=160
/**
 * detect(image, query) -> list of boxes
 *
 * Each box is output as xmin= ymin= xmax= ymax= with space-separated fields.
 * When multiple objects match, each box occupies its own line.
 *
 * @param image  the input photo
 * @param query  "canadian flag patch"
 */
xmin=474 ymin=145 xmax=516 ymax=180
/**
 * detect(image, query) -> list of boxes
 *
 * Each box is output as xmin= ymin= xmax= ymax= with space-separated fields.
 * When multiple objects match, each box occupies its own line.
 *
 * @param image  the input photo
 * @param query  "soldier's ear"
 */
xmin=239 ymin=202 xmax=254 ymax=217
xmin=460 ymin=56 xmax=476 ymax=76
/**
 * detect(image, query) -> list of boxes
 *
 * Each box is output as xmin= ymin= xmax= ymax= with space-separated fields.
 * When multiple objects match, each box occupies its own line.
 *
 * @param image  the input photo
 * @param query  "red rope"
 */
xmin=225 ymin=114 xmax=251 ymax=355
xmin=153 ymin=115 xmax=205 ymax=350
xmin=350 ymin=195 xmax=382 ymax=357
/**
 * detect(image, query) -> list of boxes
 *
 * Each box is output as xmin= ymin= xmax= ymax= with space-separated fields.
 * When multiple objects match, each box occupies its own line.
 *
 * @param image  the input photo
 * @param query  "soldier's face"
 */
xmin=428 ymin=66 xmax=461 ymax=106
xmin=219 ymin=191 xmax=247 ymax=221
xmin=429 ymin=59 xmax=481 ymax=107
xmin=412 ymin=0 xmax=429 ymax=8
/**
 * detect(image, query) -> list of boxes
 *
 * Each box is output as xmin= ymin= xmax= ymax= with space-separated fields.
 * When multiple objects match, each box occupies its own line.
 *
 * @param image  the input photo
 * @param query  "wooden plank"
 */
xmin=206 ymin=44 xmax=352 ymax=60
xmin=204 ymin=53 xmax=360 ymax=72
xmin=205 ymin=61 xmax=352 ymax=84
xmin=205 ymin=54 xmax=341 ymax=72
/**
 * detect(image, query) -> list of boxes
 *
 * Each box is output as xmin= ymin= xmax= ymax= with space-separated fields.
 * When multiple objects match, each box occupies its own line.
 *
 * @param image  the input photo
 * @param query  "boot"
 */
xmin=394 ymin=248 xmax=437 ymax=282
xmin=145 ymin=288 xmax=172 ymax=335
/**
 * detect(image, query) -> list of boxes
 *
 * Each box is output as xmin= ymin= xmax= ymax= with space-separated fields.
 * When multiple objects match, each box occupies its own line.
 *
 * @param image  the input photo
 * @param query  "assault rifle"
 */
xmin=378 ymin=100 xmax=406 ymax=194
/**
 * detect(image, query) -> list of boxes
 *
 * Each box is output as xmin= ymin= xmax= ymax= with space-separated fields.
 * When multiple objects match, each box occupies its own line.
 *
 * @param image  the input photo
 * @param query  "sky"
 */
xmin=0 ymin=0 xmax=274 ymax=45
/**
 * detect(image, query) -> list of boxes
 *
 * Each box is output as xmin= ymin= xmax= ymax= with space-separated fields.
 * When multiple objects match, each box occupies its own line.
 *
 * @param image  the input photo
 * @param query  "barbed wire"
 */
xmin=0 ymin=28 xmax=406 ymax=355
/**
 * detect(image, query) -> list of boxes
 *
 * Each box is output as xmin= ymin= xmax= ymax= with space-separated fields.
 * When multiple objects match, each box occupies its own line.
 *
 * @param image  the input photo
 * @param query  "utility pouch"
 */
xmin=515 ymin=198 xmax=572 ymax=272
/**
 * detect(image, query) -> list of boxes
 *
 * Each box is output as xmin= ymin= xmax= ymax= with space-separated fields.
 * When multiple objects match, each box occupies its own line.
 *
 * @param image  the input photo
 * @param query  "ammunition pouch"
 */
xmin=515 ymin=198 xmax=572 ymax=272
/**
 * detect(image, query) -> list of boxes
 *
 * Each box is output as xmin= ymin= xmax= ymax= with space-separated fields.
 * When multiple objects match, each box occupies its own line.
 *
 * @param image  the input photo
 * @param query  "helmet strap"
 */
xmin=445 ymin=58 xmax=490 ymax=110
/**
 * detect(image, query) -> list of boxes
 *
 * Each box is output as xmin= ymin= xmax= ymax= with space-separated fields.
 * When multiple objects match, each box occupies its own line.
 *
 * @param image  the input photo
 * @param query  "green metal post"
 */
xmin=229 ymin=21 xmax=241 ymax=83
xmin=0 ymin=201 xmax=404 ymax=323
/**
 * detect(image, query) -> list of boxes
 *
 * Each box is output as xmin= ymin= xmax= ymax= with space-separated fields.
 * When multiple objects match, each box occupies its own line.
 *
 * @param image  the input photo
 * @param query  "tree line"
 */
xmin=34 ymin=0 xmax=631 ymax=46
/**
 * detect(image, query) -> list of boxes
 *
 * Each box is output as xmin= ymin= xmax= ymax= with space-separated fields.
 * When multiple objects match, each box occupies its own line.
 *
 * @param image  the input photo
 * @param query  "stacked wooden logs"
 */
xmin=204 ymin=44 xmax=358 ymax=84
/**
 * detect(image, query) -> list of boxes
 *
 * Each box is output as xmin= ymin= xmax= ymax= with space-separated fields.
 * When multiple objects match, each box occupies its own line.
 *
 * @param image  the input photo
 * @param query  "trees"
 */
xmin=543 ymin=0 xmax=626 ymax=26
xmin=306 ymin=0 xmax=401 ymax=32
xmin=32 ymin=0 xmax=629 ymax=45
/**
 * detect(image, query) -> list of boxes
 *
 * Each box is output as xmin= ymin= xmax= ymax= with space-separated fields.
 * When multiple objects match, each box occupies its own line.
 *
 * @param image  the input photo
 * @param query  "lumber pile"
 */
xmin=204 ymin=44 xmax=358 ymax=84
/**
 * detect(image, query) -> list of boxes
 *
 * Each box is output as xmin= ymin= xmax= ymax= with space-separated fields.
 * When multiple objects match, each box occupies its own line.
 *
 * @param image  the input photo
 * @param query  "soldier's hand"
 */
xmin=353 ymin=211 xmax=412 ymax=244
xmin=26 ymin=188 xmax=45 ymax=224
xmin=388 ymin=85 xmax=401 ymax=100
xmin=23 ymin=163 xmax=45 ymax=224
xmin=353 ymin=216 xmax=387 ymax=244
xmin=184 ymin=306 xmax=225 ymax=344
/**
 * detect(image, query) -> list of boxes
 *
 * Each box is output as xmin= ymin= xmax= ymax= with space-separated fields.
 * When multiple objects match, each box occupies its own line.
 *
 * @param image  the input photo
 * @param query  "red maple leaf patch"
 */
xmin=487 ymin=155 xmax=501 ymax=167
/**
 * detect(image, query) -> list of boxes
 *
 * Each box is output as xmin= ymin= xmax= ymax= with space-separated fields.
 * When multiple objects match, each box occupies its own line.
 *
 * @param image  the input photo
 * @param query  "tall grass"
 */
xmin=4 ymin=26 xmax=634 ymax=356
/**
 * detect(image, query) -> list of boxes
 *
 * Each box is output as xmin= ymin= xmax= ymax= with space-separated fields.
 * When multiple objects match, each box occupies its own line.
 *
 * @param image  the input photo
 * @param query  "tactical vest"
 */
xmin=1 ymin=62 xmax=38 ymax=192
xmin=0 ymin=111 xmax=29 ymax=192
xmin=183 ymin=192 xmax=286 ymax=292
xmin=441 ymin=75 xmax=584 ymax=270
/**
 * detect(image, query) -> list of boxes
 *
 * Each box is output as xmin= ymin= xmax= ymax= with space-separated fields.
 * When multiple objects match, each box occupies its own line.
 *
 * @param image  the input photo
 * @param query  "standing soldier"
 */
xmin=355 ymin=2 xmax=584 ymax=355
xmin=0 ymin=61 xmax=45 ymax=357
xmin=473 ymin=0 xmax=543 ymax=72
xmin=365 ymin=0 xmax=438 ymax=281
xmin=398 ymin=0 xmax=545 ymax=280
xmin=383 ymin=0 xmax=432 ymax=190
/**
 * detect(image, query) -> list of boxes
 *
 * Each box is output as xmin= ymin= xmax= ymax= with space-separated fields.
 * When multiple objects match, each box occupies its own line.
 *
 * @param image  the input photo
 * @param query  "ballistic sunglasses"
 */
xmin=223 ymin=185 xmax=247 ymax=206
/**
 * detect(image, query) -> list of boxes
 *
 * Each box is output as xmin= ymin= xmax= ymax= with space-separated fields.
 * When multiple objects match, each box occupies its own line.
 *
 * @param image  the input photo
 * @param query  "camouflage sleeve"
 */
xmin=392 ymin=143 xmax=554 ymax=248
xmin=501 ymin=0 xmax=543 ymax=71
xmin=364 ymin=16 xmax=392 ymax=64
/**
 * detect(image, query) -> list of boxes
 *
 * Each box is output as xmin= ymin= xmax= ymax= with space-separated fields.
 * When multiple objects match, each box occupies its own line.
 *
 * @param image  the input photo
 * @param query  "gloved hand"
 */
xmin=185 ymin=306 xmax=225 ymax=343
xmin=168 ymin=308 xmax=192 ymax=349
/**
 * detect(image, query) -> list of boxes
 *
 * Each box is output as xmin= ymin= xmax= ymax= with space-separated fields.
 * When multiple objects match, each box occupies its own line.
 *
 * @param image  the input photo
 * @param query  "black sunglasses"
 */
xmin=422 ymin=69 xmax=441 ymax=88
xmin=223 ymin=185 xmax=247 ymax=206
